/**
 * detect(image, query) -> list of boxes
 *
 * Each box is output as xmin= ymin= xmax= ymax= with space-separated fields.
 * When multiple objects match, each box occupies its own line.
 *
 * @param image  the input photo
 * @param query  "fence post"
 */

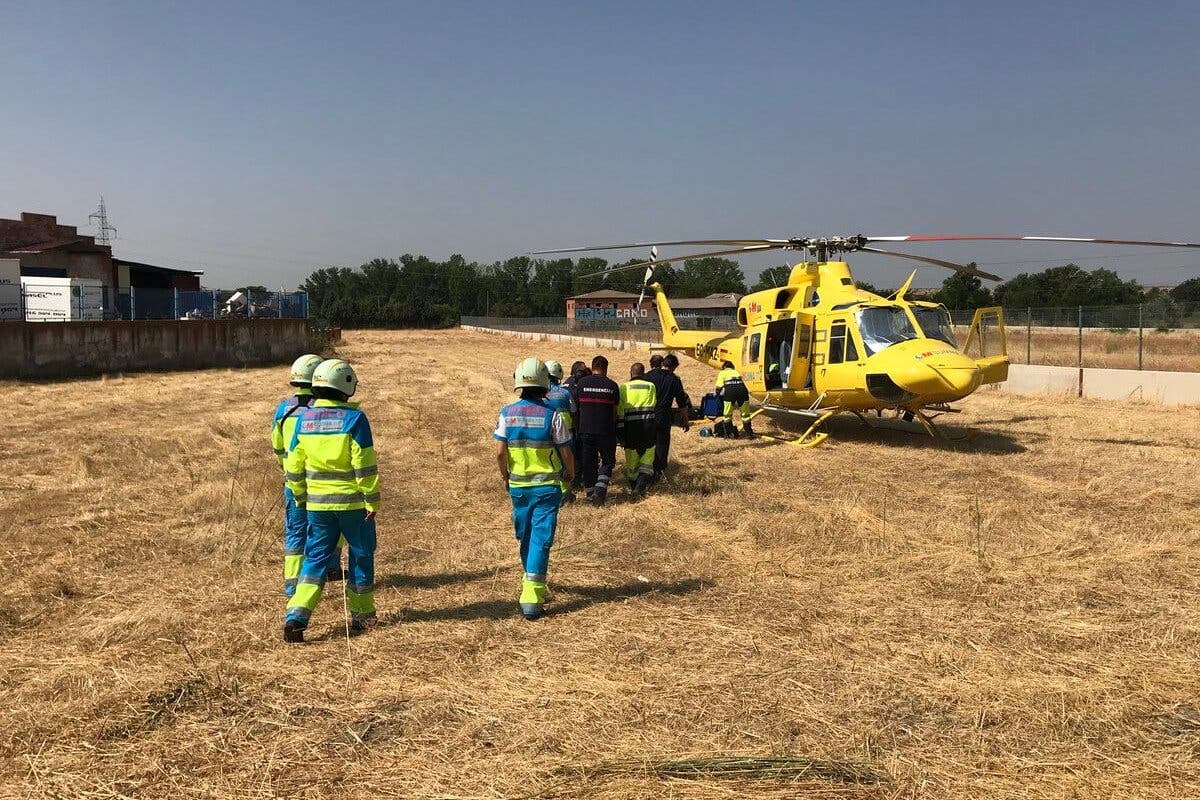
xmin=173 ymin=288 xmax=180 ymax=320
xmin=276 ymin=292 xmax=283 ymax=318
xmin=1025 ymin=306 xmax=1031 ymax=365
xmin=130 ymin=287 xmax=137 ymax=321
xmin=1137 ymin=303 xmax=1143 ymax=371
xmin=211 ymin=291 xmax=218 ymax=319
xmin=1076 ymin=305 xmax=1083 ymax=397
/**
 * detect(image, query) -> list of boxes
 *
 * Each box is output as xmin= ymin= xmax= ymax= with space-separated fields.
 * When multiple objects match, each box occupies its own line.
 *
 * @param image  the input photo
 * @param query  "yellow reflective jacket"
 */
xmin=715 ymin=367 xmax=750 ymax=402
xmin=271 ymin=390 xmax=313 ymax=471
xmin=618 ymin=378 xmax=658 ymax=449
xmin=285 ymin=399 xmax=381 ymax=512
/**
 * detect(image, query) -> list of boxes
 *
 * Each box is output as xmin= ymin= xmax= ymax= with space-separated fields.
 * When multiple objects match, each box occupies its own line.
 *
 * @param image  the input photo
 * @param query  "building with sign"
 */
xmin=565 ymin=290 xmax=652 ymax=321
xmin=565 ymin=289 xmax=741 ymax=328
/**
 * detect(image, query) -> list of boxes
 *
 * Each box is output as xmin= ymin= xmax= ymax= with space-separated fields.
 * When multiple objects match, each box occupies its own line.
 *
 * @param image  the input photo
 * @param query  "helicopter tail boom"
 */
xmin=649 ymin=282 xmax=730 ymax=367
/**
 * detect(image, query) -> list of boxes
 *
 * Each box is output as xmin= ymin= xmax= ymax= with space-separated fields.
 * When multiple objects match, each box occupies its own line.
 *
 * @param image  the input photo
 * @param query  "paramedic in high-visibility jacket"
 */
xmin=715 ymin=360 xmax=754 ymax=438
xmin=494 ymin=357 xmax=575 ymax=620
xmin=282 ymin=358 xmax=381 ymax=643
xmin=272 ymin=353 xmax=345 ymax=596
xmin=617 ymin=362 xmax=658 ymax=499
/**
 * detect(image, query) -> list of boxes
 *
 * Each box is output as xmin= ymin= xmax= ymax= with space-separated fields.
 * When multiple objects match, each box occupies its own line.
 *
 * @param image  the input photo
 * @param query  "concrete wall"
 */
xmin=0 ymin=318 xmax=310 ymax=379
xmin=986 ymin=364 xmax=1200 ymax=406
xmin=460 ymin=324 xmax=652 ymax=352
xmin=464 ymin=325 xmax=1200 ymax=407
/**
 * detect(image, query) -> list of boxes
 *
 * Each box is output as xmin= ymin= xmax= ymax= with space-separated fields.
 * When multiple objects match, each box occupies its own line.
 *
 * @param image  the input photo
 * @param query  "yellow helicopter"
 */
xmin=534 ymin=233 xmax=1200 ymax=446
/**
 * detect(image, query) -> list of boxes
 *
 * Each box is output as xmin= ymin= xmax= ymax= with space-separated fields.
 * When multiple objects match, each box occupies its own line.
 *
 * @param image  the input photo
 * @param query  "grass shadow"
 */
xmin=761 ymin=413 xmax=1032 ymax=455
xmin=375 ymin=569 xmax=495 ymax=590
xmin=388 ymin=578 xmax=708 ymax=624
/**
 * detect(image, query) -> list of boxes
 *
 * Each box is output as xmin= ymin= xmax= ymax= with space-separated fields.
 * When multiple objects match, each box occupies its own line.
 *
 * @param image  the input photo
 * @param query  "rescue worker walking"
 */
xmin=618 ymin=363 xmax=658 ymax=498
xmin=494 ymin=357 xmax=575 ymax=619
xmin=544 ymin=360 xmax=577 ymax=500
xmin=573 ymin=355 xmax=620 ymax=506
xmin=715 ymin=360 xmax=754 ymax=438
xmin=644 ymin=352 xmax=692 ymax=481
xmin=273 ymin=354 xmax=320 ymax=596
xmin=561 ymin=361 xmax=589 ymax=491
xmin=283 ymin=359 xmax=381 ymax=643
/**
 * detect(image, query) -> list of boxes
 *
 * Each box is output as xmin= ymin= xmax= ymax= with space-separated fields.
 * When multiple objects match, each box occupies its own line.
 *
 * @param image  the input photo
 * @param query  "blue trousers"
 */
xmin=283 ymin=486 xmax=345 ymax=596
xmin=282 ymin=487 xmax=309 ymax=597
xmin=285 ymin=509 xmax=376 ymax=627
xmin=510 ymin=485 xmax=561 ymax=579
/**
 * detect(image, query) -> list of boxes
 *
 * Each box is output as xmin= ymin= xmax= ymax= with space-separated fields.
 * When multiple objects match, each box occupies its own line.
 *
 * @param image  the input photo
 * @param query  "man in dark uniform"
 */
xmin=573 ymin=355 xmax=619 ymax=506
xmin=562 ymin=361 xmax=589 ymax=491
xmin=644 ymin=352 xmax=692 ymax=482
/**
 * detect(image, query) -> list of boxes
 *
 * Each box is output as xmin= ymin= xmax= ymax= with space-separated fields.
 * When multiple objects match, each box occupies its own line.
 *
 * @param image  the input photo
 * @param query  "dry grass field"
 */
xmin=2 ymin=328 xmax=1199 ymax=800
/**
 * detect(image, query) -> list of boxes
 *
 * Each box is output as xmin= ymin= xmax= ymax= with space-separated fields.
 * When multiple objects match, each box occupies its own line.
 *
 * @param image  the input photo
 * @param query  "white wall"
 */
xmin=995 ymin=364 xmax=1200 ymax=407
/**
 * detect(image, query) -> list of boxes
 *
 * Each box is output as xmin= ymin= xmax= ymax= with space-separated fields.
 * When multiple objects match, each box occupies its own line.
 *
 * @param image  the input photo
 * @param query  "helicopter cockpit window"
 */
xmin=912 ymin=306 xmax=958 ymax=347
xmin=856 ymin=306 xmax=919 ymax=355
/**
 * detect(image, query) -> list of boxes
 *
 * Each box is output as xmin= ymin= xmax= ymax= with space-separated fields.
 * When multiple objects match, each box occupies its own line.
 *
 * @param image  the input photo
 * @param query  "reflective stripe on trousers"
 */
xmin=285 ymin=509 xmax=377 ymax=627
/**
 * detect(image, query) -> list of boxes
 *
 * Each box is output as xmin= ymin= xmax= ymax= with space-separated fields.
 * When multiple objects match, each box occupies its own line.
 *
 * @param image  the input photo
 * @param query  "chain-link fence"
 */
xmin=464 ymin=301 xmax=1200 ymax=372
xmin=1 ymin=285 xmax=309 ymax=322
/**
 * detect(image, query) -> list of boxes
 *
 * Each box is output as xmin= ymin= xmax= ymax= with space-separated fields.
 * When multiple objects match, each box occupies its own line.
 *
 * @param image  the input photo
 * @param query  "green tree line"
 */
xmin=305 ymin=254 xmax=1198 ymax=328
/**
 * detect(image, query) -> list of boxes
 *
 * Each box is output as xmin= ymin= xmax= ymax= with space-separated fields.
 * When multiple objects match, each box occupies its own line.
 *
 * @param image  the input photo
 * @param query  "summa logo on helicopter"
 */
xmin=914 ymin=348 xmax=957 ymax=361
xmin=533 ymin=230 xmax=1200 ymax=446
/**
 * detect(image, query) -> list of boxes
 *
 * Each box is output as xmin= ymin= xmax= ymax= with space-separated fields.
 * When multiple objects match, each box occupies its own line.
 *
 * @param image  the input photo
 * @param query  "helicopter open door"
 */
xmin=962 ymin=306 xmax=1009 ymax=385
xmin=760 ymin=316 xmax=814 ymax=391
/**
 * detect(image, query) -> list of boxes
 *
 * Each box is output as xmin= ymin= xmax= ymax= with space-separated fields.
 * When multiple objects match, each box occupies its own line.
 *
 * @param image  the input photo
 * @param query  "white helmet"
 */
xmin=544 ymin=360 xmax=564 ymax=382
xmin=289 ymin=354 xmax=324 ymax=387
xmin=313 ymin=358 xmax=358 ymax=397
xmin=513 ymin=357 xmax=550 ymax=391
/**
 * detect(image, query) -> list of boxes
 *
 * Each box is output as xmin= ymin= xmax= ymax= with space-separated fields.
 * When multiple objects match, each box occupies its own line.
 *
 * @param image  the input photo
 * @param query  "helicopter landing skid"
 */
xmin=749 ymin=403 xmax=837 ymax=448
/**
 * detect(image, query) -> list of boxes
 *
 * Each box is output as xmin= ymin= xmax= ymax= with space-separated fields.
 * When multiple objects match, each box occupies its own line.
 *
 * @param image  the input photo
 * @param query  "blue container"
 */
xmin=700 ymin=392 xmax=723 ymax=418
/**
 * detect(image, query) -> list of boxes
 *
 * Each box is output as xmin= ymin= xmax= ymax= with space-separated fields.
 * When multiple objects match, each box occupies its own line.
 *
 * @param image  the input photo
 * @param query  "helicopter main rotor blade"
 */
xmin=866 ymin=234 xmax=1200 ymax=248
xmin=859 ymin=246 xmax=1002 ymax=281
xmin=578 ymin=244 xmax=783 ymax=279
xmin=532 ymin=238 xmax=789 ymax=255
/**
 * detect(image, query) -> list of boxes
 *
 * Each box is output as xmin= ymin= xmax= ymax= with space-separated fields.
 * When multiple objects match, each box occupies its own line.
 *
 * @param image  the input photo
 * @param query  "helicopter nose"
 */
xmin=890 ymin=352 xmax=982 ymax=400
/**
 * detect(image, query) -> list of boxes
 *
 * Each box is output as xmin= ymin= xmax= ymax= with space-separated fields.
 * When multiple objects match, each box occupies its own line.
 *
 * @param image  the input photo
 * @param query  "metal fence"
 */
xmin=1 ymin=285 xmax=308 ymax=322
xmin=463 ymin=301 xmax=1200 ymax=373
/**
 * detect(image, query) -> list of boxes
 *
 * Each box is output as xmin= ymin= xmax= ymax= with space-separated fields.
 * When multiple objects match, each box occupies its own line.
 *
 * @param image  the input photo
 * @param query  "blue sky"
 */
xmin=2 ymin=0 xmax=1199 ymax=288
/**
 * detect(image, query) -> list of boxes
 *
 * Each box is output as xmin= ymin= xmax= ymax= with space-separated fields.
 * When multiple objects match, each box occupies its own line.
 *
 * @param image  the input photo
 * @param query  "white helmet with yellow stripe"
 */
xmin=289 ymin=354 xmax=324 ymax=387
xmin=313 ymin=358 xmax=359 ymax=397
xmin=513 ymin=356 xmax=550 ymax=391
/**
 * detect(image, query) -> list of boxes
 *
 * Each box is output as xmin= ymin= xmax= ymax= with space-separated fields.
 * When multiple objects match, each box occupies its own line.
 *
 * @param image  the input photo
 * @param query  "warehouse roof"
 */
xmin=113 ymin=258 xmax=204 ymax=278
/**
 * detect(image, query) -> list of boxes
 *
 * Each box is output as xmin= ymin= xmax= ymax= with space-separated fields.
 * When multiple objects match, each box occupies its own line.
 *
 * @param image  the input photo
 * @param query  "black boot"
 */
xmin=633 ymin=474 xmax=651 ymax=498
xmin=283 ymin=620 xmax=305 ymax=643
xmin=743 ymin=421 xmax=755 ymax=438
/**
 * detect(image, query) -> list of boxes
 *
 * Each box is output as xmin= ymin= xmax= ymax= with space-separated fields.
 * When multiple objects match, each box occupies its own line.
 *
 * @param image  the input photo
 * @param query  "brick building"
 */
xmin=565 ymin=289 xmax=741 ymax=328
xmin=0 ymin=211 xmax=201 ymax=290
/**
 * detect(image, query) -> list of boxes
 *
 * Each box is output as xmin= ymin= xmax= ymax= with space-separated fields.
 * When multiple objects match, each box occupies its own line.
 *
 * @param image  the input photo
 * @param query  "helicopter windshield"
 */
xmin=856 ymin=306 xmax=919 ymax=355
xmin=911 ymin=306 xmax=957 ymax=346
